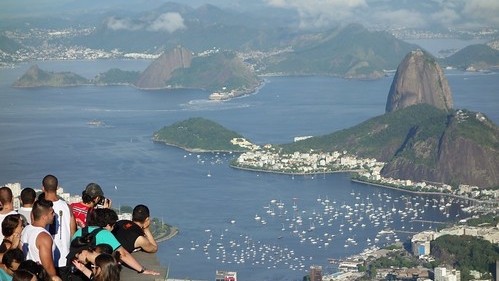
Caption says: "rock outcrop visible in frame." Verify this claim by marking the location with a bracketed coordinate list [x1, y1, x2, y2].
[134, 46, 192, 89]
[386, 49, 453, 113]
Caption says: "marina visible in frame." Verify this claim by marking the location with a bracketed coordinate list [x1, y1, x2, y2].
[167, 152, 474, 277]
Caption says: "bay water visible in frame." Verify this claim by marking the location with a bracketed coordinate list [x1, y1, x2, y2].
[0, 60, 497, 280]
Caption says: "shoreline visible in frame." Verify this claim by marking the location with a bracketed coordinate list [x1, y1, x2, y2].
[230, 164, 495, 206]
[229, 164, 361, 176]
[350, 179, 486, 203]
[155, 226, 179, 243]
[152, 139, 247, 153]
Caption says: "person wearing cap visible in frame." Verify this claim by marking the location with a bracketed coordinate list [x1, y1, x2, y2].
[70, 183, 111, 228]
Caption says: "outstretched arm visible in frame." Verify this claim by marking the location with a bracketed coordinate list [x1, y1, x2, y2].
[116, 246, 160, 275]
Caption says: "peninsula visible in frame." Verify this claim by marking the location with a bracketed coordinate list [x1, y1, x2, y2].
[153, 117, 253, 153]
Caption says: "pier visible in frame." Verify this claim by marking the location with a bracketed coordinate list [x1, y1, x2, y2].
[411, 219, 448, 225]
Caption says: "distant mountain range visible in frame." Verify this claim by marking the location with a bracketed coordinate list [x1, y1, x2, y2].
[2, 1, 499, 76]
[263, 24, 418, 79]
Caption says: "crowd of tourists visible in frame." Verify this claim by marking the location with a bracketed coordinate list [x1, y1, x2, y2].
[0, 174, 160, 281]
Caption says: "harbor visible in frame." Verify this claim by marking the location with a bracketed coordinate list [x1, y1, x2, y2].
[167, 165, 475, 277]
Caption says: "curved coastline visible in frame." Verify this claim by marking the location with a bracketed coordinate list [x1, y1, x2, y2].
[230, 164, 493, 205]
[155, 226, 179, 243]
[152, 139, 247, 154]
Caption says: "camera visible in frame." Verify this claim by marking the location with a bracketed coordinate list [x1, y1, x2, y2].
[98, 197, 110, 206]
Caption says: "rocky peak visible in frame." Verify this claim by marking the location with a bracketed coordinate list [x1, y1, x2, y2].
[134, 46, 193, 89]
[386, 49, 453, 113]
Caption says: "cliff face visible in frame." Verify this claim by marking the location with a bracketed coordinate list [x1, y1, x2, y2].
[381, 110, 499, 188]
[386, 49, 453, 113]
[134, 46, 192, 89]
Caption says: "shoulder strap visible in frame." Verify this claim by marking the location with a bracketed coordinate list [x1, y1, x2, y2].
[82, 226, 90, 236]
[89, 227, 103, 237]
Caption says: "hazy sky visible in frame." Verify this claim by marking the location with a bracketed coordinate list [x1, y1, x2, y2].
[263, 0, 499, 29]
[2, 0, 499, 29]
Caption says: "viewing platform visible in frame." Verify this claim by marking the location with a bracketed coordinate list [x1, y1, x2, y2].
[121, 251, 167, 281]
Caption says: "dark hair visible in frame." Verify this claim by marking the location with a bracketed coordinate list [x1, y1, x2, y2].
[2, 248, 24, 269]
[0, 187, 13, 205]
[42, 175, 58, 192]
[17, 260, 49, 281]
[2, 214, 22, 237]
[132, 204, 150, 223]
[94, 253, 120, 281]
[20, 188, 36, 205]
[13, 269, 36, 281]
[81, 191, 94, 204]
[87, 208, 118, 228]
[31, 198, 53, 221]
[94, 243, 113, 255]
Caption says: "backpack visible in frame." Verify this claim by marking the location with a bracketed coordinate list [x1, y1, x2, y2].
[63, 227, 104, 281]
[66, 227, 103, 265]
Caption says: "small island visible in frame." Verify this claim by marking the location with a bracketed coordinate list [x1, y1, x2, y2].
[153, 117, 254, 152]
[12, 65, 89, 88]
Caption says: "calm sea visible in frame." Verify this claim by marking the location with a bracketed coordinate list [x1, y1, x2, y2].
[0, 60, 497, 280]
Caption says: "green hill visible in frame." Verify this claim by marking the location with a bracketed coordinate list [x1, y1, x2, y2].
[263, 23, 418, 78]
[281, 104, 447, 159]
[12, 65, 89, 87]
[92, 68, 140, 85]
[167, 50, 261, 92]
[431, 235, 499, 280]
[280, 104, 499, 188]
[442, 44, 499, 71]
[153, 117, 250, 152]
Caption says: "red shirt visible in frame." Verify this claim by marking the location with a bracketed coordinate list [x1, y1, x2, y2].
[70, 202, 90, 228]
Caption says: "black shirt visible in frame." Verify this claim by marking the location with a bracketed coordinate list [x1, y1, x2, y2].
[112, 220, 144, 253]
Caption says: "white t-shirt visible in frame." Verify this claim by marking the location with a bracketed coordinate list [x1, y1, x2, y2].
[21, 224, 55, 263]
[46, 199, 72, 267]
[18, 207, 32, 225]
[0, 210, 19, 241]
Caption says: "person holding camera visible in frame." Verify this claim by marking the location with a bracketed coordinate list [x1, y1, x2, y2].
[70, 183, 112, 229]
